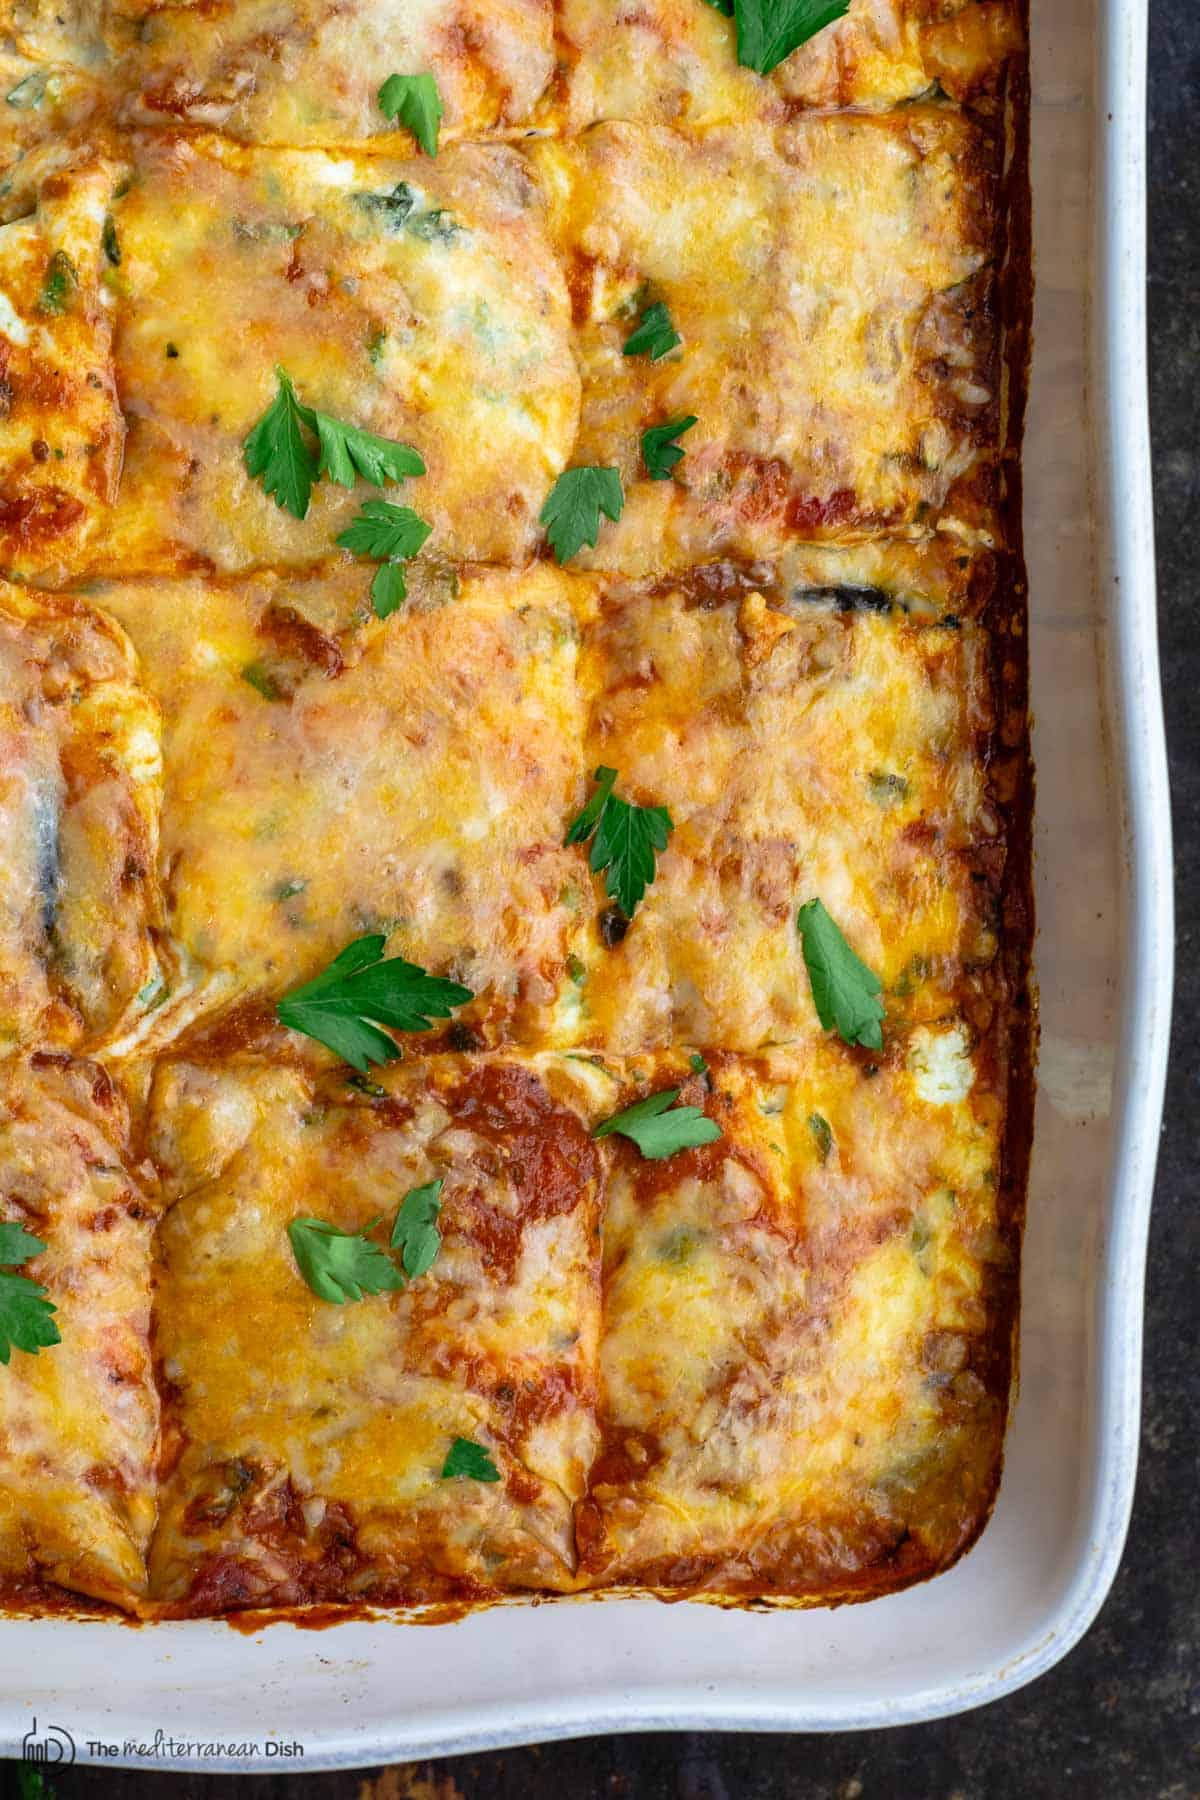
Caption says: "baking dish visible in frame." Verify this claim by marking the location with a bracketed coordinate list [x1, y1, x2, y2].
[0, 0, 1170, 1766]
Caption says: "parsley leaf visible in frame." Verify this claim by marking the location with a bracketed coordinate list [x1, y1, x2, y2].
[796, 898, 884, 1050]
[37, 249, 77, 316]
[442, 1437, 500, 1482]
[0, 1223, 59, 1365]
[288, 1216, 404, 1304]
[642, 414, 698, 480]
[311, 413, 425, 490]
[623, 299, 682, 361]
[370, 563, 410, 617]
[390, 1177, 444, 1280]
[565, 767, 672, 919]
[276, 934, 474, 1071]
[540, 467, 624, 564]
[378, 72, 444, 157]
[594, 1088, 722, 1160]
[335, 498, 432, 617]
[733, 0, 850, 76]
[808, 1112, 833, 1162]
[244, 366, 318, 519]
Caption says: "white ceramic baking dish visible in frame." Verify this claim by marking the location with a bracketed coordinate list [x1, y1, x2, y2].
[0, 0, 1170, 1769]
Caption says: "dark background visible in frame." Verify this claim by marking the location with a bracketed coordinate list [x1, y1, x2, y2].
[4, 4, 1197, 1796]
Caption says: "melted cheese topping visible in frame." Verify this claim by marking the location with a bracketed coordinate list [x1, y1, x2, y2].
[0, 1053, 158, 1609]
[583, 1043, 1006, 1592]
[0, 579, 164, 1053]
[94, 562, 590, 1042]
[545, 1, 1022, 131]
[574, 584, 998, 1051]
[0, 152, 122, 581]
[148, 1054, 603, 1610]
[530, 113, 998, 572]
[96, 131, 576, 573]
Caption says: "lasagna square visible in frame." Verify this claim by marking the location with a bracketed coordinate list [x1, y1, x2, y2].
[567, 559, 1003, 1053]
[0, 1053, 158, 1612]
[93, 132, 575, 574]
[0, 579, 164, 1055]
[530, 111, 1001, 574]
[544, 0, 1024, 131]
[578, 1044, 1013, 1597]
[93, 560, 590, 1052]
[147, 1053, 603, 1612]
[0, 150, 123, 581]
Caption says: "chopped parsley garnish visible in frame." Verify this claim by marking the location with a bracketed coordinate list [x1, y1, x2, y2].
[6, 70, 50, 108]
[243, 367, 424, 520]
[36, 249, 77, 316]
[623, 300, 682, 362]
[796, 898, 884, 1050]
[287, 1217, 405, 1304]
[378, 72, 444, 157]
[276, 935, 473, 1070]
[565, 766, 672, 920]
[241, 660, 283, 701]
[441, 1437, 500, 1482]
[808, 1112, 833, 1162]
[540, 467, 624, 564]
[102, 214, 121, 266]
[390, 1178, 444, 1281]
[689, 1052, 709, 1075]
[642, 415, 697, 481]
[594, 1088, 722, 1161]
[0, 1223, 59, 1365]
[732, 0, 850, 75]
[335, 499, 433, 617]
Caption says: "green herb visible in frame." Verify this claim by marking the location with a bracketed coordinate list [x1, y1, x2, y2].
[17, 1764, 52, 1800]
[243, 367, 318, 519]
[642, 415, 697, 480]
[594, 1087, 722, 1160]
[276, 934, 473, 1071]
[0, 1223, 59, 1365]
[310, 412, 425, 490]
[37, 249, 77, 316]
[796, 898, 884, 1050]
[243, 366, 424, 520]
[623, 300, 681, 361]
[335, 499, 432, 619]
[808, 1112, 833, 1162]
[378, 72, 444, 157]
[441, 1437, 500, 1482]
[689, 1052, 709, 1074]
[346, 1072, 387, 1097]
[137, 974, 170, 1010]
[565, 765, 672, 919]
[287, 1217, 404, 1304]
[241, 660, 282, 701]
[367, 327, 388, 364]
[733, 0, 850, 75]
[867, 770, 909, 806]
[102, 214, 121, 266]
[390, 1178, 444, 1280]
[566, 953, 587, 986]
[6, 70, 50, 108]
[540, 467, 624, 564]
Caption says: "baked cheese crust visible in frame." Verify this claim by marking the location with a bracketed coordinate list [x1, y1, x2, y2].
[0, 0, 1030, 1620]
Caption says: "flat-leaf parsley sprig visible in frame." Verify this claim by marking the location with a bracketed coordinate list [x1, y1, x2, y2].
[565, 766, 673, 920]
[540, 467, 624, 564]
[0, 1221, 60, 1365]
[276, 935, 473, 1070]
[244, 367, 425, 520]
[594, 1088, 722, 1161]
[796, 898, 884, 1050]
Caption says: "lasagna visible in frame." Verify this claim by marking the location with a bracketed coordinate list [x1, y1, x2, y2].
[0, 0, 1032, 1618]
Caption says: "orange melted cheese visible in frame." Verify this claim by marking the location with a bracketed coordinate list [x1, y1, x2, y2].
[0, 0, 1030, 1620]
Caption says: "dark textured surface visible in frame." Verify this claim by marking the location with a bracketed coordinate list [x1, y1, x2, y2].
[4, 7, 1197, 1798]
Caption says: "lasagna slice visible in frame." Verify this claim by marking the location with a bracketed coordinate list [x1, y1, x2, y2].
[530, 111, 1001, 573]
[96, 131, 575, 574]
[94, 561, 591, 1049]
[0, 149, 123, 581]
[0, 1052, 158, 1611]
[0, 579, 165, 1055]
[577, 1042, 1014, 1598]
[147, 1053, 603, 1613]
[543, 0, 1023, 131]
[567, 555, 1007, 1053]
[114, 0, 554, 147]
